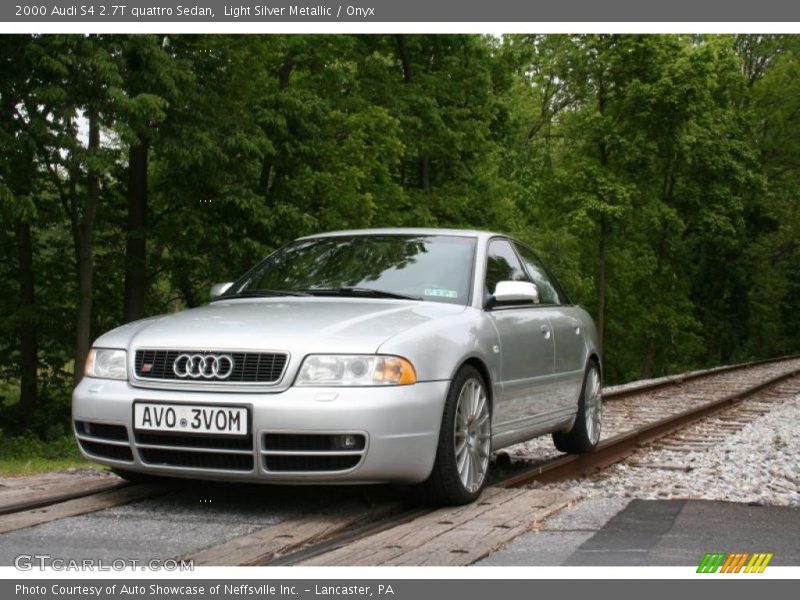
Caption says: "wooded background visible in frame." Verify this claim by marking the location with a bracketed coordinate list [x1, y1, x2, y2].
[2, 34, 799, 439]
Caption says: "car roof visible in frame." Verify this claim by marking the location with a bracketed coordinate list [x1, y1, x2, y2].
[297, 227, 505, 241]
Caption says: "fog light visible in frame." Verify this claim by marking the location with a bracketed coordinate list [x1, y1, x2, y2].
[333, 435, 359, 450]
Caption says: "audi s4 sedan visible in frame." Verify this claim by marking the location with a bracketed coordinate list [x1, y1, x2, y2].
[73, 228, 602, 504]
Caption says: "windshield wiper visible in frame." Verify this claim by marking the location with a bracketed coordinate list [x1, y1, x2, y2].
[302, 287, 422, 301]
[220, 289, 311, 298]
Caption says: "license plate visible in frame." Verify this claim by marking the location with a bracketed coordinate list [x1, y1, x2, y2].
[134, 403, 248, 436]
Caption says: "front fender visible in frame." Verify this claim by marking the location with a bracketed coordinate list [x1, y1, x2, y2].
[376, 308, 500, 387]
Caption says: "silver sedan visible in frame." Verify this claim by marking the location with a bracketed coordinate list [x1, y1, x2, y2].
[73, 229, 602, 504]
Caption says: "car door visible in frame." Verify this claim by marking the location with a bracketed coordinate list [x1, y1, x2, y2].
[513, 242, 585, 412]
[484, 239, 556, 439]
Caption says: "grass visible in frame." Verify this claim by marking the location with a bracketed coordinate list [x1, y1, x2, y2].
[0, 378, 102, 476]
[0, 434, 101, 477]
[0, 457, 104, 477]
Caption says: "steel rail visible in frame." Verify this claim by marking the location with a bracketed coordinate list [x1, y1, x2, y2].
[499, 366, 800, 487]
[0, 481, 130, 516]
[603, 353, 800, 400]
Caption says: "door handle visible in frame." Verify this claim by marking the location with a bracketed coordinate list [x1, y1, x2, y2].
[540, 324, 551, 339]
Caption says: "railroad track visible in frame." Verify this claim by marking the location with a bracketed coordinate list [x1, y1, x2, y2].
[263, 355, 800, 566]
[1, 354, 798, 565]
[0, 475, 127, 517]
[497, 359, 800, 487]
[618, 381, 800, 477]
[498, 353, 800, 469]
[0, 478, 176, 535]
[600, 353, 800, 400]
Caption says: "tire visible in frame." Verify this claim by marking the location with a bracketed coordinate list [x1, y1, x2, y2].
[552, 362, 602, 454]
[111, 468, 174, 485]
[415, 366, 492, 506]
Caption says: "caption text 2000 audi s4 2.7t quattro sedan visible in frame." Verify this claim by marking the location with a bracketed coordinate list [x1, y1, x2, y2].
[73, 228, 602, 505]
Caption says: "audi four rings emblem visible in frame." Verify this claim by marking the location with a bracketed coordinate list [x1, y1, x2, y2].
[173, 353, 235, 379]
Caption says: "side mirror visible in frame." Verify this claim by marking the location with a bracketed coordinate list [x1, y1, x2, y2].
[487, 280, 539, 308]
[210, 282, 233, 299]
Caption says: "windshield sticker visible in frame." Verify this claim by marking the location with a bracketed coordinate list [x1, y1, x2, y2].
[424, 288, 459, 299]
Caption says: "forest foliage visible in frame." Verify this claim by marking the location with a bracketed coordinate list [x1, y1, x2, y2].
[2, 34, 800, 438]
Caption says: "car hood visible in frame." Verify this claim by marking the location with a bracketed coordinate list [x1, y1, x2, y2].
[95, 297, 467, 355]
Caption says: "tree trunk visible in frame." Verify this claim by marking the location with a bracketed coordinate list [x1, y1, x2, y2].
[4, 92, 39, 409]
[596, 220, 606, 352]
[74, 109, 101, 383]
[595, 71, 608, 354]
[278, 53, 294, 89]
[418, 158, 430, 191]
[123, 143, 148, 323]
[259, 157, 273, 199]
[395, 35, 431, 191]
[258, 52, 293, 202]
[640, 340, 655, 380]
[395, 35, 413, 83]
[15, 222, 38, 410]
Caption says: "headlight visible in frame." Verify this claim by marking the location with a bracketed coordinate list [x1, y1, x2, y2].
[84, 348, 128, 380]
[295, 355, 416, 386]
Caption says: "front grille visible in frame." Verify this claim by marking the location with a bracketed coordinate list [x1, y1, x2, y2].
[78, 439, 134, 462]
[263, 433, 366, 452]
[135, 432, 253, 451]
[139, 448, 254, 471]
[134, 430, 255, 472]
[134, 350, 288, 383]
[263, 454, 361, 472]
[75, 421, 129, 442]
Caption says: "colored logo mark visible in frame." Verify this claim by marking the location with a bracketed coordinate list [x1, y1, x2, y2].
[697, 552, 773, 573]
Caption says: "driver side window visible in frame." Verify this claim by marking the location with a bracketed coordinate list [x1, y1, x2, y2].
[484, 239, 530, 296]
[513, 242, 561, 305]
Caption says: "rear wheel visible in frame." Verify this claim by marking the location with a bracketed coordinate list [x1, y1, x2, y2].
[416, 366, 491, 505]
[552, 362, 602, 454]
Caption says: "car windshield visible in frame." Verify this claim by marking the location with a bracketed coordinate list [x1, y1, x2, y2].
[224, 234, 476, 306]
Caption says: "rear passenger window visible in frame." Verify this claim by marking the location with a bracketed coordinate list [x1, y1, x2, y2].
[514, 243, 561, 305]
[485, 239, 530, 295]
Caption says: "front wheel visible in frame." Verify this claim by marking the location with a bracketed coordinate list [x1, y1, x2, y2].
[415, 366, 492, 505]
[552, 362, 602, 454]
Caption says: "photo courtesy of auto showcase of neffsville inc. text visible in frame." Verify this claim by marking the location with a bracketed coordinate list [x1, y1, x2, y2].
[0, 2, 799, 591]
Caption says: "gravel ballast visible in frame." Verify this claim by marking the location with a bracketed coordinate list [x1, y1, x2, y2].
[539, 392, 800, 507]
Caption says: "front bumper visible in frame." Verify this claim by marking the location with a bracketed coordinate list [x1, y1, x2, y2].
[71, 378, 449, 484]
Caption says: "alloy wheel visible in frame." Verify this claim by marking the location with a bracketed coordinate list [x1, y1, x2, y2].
[453, 377, 491, 493]
[584, 367, 603, 445]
